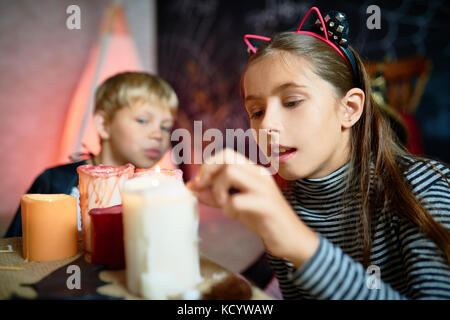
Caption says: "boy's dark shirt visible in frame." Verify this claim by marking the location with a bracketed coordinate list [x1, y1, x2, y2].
[5, 160, 87, 238]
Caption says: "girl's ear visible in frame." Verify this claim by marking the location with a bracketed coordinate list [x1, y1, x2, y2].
[94, 111, 110, 140]
[340, 88, 365, 129]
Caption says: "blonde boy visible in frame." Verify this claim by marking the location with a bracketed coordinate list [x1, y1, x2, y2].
[90, 71, 178, 168]
[5, 72, 178, 237]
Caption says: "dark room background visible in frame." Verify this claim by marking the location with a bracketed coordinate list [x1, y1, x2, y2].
[157, 0, 450, 166]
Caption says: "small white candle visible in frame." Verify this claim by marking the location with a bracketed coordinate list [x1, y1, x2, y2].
[121, 174, 202, 299]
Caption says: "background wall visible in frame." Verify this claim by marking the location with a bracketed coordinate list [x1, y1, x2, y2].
[0, 0, 155, 236]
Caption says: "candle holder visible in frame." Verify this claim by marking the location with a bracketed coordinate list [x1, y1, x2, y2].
[77, 163, 134, 263]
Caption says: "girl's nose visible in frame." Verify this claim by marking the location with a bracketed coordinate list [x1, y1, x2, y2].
[259, 103, 282, 133]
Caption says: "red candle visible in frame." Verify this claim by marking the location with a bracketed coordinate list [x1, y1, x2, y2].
[89, 204, 125, 269]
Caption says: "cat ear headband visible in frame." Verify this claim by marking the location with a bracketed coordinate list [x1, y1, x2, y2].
[243, 7, 360, 87]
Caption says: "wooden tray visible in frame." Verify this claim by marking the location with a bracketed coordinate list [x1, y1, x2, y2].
[0, 237, 271, 300]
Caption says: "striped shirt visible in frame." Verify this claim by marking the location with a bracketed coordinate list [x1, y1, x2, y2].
[268, 158, 450, 299]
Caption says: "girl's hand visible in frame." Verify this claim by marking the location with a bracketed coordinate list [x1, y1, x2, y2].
[188, 148, 319, 268]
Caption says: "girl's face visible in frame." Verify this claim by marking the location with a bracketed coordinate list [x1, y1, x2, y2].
[103, 102, 174, 168]
[243, 51, 350, 180]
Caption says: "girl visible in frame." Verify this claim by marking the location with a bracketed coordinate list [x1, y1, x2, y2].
[189, 8, 450, 299]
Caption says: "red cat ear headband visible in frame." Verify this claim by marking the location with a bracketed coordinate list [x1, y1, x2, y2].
[244, 7, 360, 87]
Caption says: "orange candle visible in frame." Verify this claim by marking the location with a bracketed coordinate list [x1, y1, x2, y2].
[21, 194, 78, 262]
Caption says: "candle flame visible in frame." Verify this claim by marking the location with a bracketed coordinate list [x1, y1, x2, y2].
[155, 165, 161, 173]
[151, 179, 159, 187]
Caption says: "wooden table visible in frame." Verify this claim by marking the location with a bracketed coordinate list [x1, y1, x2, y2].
[0, 237, 271, 300]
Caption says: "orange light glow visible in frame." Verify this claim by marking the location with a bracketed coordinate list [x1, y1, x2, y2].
[57, 3, 142, 164]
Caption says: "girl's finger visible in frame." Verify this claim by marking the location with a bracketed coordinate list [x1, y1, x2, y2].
[211, 164, 257, 217]
[211, 167, 233, 210]
[190, 149, 253, 190]
[223, 192, 265, 232]
[190, 162, 225, 190]
[195, 187, 220, 208]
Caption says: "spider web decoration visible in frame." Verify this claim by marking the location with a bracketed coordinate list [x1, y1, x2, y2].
[157, 0, 450, 163]
[158, 0, 249, 136]
[242, 0, 449, 61]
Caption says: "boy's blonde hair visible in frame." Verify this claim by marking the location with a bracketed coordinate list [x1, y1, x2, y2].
[94, 72, 178, 121]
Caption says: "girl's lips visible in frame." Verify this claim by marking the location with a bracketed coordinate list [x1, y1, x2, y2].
[278, 149, 297, 162]
[270, 145, 297, 163]
[145, 149, 161, 158]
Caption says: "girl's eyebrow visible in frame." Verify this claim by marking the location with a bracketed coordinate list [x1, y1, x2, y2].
[245, 82, 308, 101]
[273, 82, 308, 94]
[245, 95, 260, 102]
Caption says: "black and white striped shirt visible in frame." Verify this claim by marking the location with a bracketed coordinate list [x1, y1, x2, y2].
[268, 158, 450, 299]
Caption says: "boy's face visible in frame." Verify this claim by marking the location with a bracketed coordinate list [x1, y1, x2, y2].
[100, 102, 174, 168]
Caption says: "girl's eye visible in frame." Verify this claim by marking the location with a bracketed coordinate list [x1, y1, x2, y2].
[284, 100, 302, 108]
[161, 125, 172, 132]
[250, 110, 264, 119]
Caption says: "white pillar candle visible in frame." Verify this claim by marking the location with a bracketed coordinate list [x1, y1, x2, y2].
[121, 174, 202, 299]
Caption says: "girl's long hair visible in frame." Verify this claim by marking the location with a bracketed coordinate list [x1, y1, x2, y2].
[243, 32, 450, 267]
